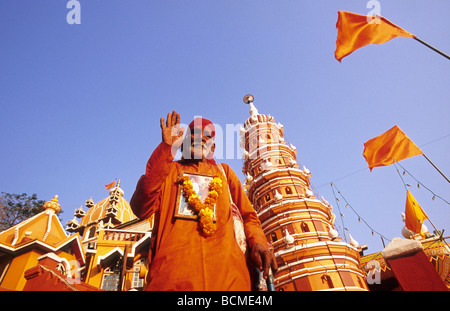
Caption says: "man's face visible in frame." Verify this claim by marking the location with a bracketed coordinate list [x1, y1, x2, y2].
[183, 125, 215, 161]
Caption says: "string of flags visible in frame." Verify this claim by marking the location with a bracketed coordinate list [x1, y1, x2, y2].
[330, 182, 390, 243]
[329, 183, 348, 243]
[394, 162, 450, 206]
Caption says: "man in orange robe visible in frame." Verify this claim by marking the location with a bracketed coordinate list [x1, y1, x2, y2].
[130, 111, 277, 291]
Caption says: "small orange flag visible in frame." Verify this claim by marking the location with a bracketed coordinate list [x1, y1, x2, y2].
[335, 11, 415, 62]
[105, 180, 116, 190]
[363, 125, 423, 171]
[405, 190, 428, 236]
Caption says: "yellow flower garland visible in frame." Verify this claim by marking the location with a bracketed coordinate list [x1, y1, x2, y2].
[180, 175, 223, 236]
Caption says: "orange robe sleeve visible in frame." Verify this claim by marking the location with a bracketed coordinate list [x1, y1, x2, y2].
[220, 163, 269, 249]
[130, 142, 175, 219]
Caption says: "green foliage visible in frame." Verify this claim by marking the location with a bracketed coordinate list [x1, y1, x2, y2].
[0, 193, 54, 231]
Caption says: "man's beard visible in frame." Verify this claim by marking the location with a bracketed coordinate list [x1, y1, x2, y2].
[191, 142, 206, 159]
[182, 140, 213, 160]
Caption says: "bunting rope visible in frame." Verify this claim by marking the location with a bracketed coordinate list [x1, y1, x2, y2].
[330, 182, 391, 243]
[393, 162, 410, 192]
[329, 183, 347, 243]
[392, 162, 450, 249]
[315, 133, 450, 190]
[393, 162, 450, 206]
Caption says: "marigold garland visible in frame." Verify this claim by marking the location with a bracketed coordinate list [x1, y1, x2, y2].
[179, 174, 223, 236]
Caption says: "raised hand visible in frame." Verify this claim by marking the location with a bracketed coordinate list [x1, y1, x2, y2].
[160, 111, 184, 150]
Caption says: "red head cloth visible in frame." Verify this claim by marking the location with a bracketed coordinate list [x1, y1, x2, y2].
[184, 117, 216, 164]
[188, 117, 216, 138]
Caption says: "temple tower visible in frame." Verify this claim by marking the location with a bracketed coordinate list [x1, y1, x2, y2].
[240, 95, 368, 291]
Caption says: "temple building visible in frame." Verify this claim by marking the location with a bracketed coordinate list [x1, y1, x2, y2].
[64, 180, 153, 291]
[0, 195, 87, 290]
[0, 182, 153, 291]
[240, 95, 368, 291]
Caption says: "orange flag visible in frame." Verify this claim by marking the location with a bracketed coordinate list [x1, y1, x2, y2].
[405, 190, 428, 236]
[105, 180, 116, 190]
[363, 125, 423, 171]
[335, 11, 415, 62]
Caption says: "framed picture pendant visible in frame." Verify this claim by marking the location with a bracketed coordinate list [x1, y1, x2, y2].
[174, 171, 217, 221]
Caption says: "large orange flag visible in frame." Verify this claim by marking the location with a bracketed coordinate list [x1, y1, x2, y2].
[363, 125, 423, 171]
[335, 11, 415, 62]
[405, 190, 428, 236]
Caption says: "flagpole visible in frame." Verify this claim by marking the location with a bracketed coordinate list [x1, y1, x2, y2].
[413, 37, 450, 61]
[427, 220, 450, 249]
[422, 154, 450, 183]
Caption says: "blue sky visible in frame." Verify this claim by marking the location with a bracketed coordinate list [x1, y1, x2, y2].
[1, 1, 449, 254]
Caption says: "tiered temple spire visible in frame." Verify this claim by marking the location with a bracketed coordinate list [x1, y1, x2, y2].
[240, 95, 368, 291]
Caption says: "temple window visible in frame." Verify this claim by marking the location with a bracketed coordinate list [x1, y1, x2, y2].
[301, 222, 310, 233]
[85, 226, 96, 240]
[271, 232, 278, 243]
[322, 275, 334, 288]
[101, 261, 121, 291]
[259, 198, 266, 206]
[131, 259, 145, 290]
[285, 187, 293, 195]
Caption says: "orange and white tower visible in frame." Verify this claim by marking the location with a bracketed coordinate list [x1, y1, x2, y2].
[240, 95, 368, 291]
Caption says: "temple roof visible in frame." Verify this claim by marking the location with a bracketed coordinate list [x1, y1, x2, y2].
[0, 196, 85, 264]
[77, 181, 137, 228]
[0, 195, 67, 248]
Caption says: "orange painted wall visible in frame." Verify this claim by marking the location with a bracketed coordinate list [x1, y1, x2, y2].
[0, 250, 42, 290]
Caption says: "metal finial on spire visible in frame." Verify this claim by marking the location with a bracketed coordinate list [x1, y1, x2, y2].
[243, 94, 254, 104]
[243, 94, 258, 117]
